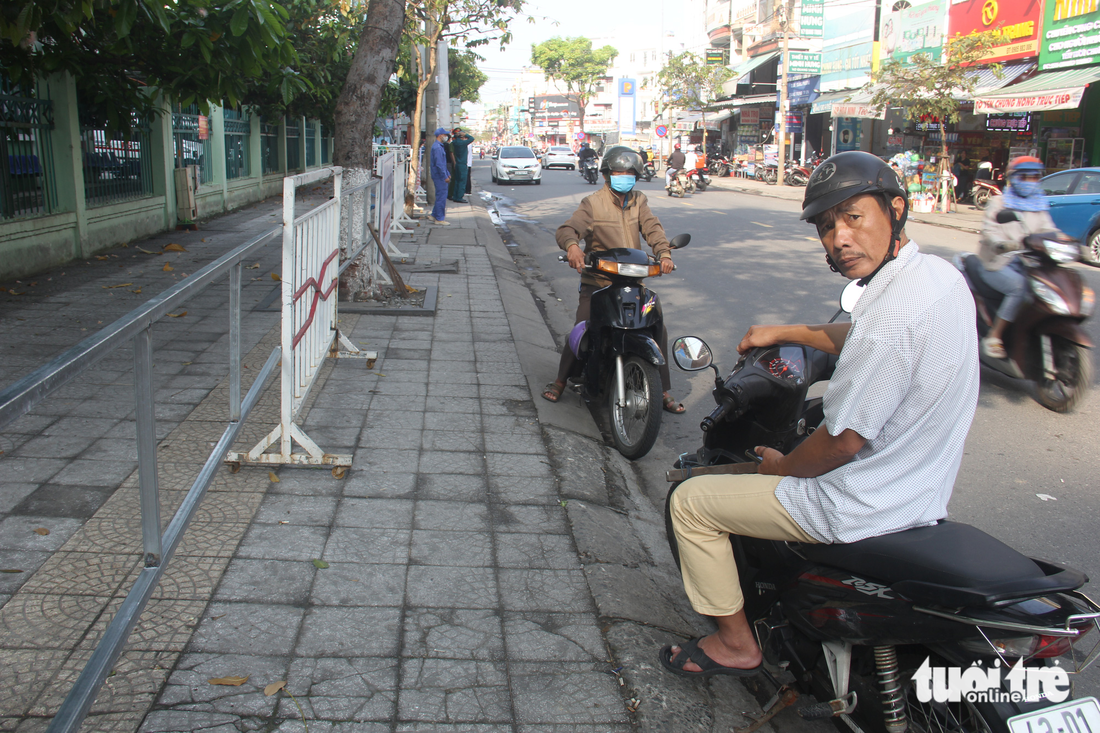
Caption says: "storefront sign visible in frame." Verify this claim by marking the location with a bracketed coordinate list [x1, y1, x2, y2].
[706, 48, 728, 66]
[879, 0, 946, 64]
[832, 103, 886, 119]
[198, 116, 209, 140]
[1039, 3, 1100, 70]
[975, 89, 1085, 113]
[985, 112, 1032, 132]
[821, 0, 875, 92]
[741, 108, 761, 125]
[787, 51, 822, 74]
[782, 76, 821, 106]
[533, 95, 581, 121]
[800, 0, 824, 38]
[948, 0, 1042, 63]
[835, 118, 861, 151]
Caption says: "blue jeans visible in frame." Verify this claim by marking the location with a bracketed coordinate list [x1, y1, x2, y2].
[981, 258, 1028, 323]
[431, 175, 447, 221]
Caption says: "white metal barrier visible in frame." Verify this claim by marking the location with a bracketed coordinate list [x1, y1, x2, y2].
[226, 167, 374, 472]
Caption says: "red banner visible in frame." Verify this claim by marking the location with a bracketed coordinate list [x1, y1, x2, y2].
[948, 0, 1043, 63]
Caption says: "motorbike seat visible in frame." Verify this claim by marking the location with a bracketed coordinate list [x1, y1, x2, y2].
[800, 521, 1086, 608]
[962, 255, 1007, 304]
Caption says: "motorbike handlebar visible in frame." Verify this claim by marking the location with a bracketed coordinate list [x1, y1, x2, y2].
[701, 396, 738, 432]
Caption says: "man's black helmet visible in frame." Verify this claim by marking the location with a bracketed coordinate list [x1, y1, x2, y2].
[801, 151, 908, 228]
[600, 146, 645, 177]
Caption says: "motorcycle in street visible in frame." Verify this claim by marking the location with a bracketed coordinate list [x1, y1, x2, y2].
[709, 155, 733, 177]
[690, 167, 711, 190]
[971, 179, 1003, 210]
[557, 234, 690, 458]
[642, 161, 657, 182]
[955, 210, 1094, 412]
[664, 280, 1100, 733]
[581, 157, 599, 185]
[667, 169, 693, 197]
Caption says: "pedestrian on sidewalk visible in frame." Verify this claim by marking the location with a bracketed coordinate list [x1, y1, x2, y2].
[430, 128, 451, 225]
[450, 128, 472, 204]
[543, 146, 686, 414]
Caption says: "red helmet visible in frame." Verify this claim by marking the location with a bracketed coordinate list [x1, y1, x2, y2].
[674, 143, 681, 150]
[1007, 156, 1044, 177]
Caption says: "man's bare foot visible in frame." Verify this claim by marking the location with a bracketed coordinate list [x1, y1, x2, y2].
[668, 632, 762, 673]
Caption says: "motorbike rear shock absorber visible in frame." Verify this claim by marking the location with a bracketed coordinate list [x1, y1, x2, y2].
[874, 646, 908, 733]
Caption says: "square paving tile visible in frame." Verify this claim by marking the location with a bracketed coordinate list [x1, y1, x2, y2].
[154, 652, 289, 717]
[398, 658, 510, 723]
[310, 562, 406, 607]
[402, 608, 503, 661]
[0, 593, 109, 649]
[10, 485, 113, 519]
[0, 516, 84, 552]
[490, 505, 567, 535]
[410, 530, 493, 568]
[214, 558, 315, 605]
[49, 458, 138, 487]
[510, 663, 629, 725]
[334, 498, 415, 529]
[498, 569, 593, 613]
[414, 501, 488, 533]
[235, 523, 328, 561]
[19, 551, 138, 596]
[253, 495, 338, 526]
[340, 469, 418, 498]
[417, 474, 488, 502]
[295, 605, 402, 657]
[188, 602, 303, 656]
[279, 656, 398, 722]
[0, 648, 72, 718]
[0, 483, 38, 514]
[323, 528, 410, 565]
[503, 613, 606, 662]
[494, 534, 579, 571]
[405, 566, 498, 609]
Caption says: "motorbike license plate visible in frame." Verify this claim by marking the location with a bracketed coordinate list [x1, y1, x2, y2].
[1008, 697, 1100, 733]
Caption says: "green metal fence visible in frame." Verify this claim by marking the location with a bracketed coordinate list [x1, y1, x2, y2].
[223, 107, 250, 180]
[321, 125, 331, 165]
[172, 105, 213, 185]
[260, 122, 280, 175]
[0, 77, 57, 220]
[305, 121, 317, 168]
[80, 116, 153, 208]
[285, 118, 301, 172]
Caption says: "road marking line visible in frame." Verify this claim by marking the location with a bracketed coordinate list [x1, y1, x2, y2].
[751, 221, 773, 227]
[806, 237, 819, 241]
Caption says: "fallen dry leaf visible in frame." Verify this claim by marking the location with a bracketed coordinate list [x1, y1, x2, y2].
[137, 247, 158, 255]
[163, 243, 187, 253]
[162, 263, 174, 272]
[167, 311, 188, 318]
[271, 273, 281, 281]
[264, 680, 287, 696]
[312, 559, 329, 569]
[210, 613, 226, 621]
[131, 288, 142, 294]
[208, 676, 249, 687]
[8, 290, 24, 295]
[102, 283, 133, 289]
[246, 263, 260, 269]
[0, 569, 23, 573]
[268, 472, 280, 483]
[94, 255, 109, 261]
[34, 528, 50, 536]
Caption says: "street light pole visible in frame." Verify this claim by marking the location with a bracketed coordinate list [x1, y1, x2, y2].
[777, 0, 792, 182]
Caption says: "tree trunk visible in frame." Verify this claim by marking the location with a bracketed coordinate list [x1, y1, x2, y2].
[576, 94, 586, 138]
[407, 39, 438, 195]
[333, 0, 407, 299]
[940, 138, 950, 214]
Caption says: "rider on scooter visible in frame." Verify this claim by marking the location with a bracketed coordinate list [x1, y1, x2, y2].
[578, 142, 598, 176]
[660, 150, 979, 678]
[542, 146, 686, 414]
[665, 144, 686, 189]
[975, 156, 1063, 359]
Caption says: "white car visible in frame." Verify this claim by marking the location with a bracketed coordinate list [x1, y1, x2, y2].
[543, 145, 578, 170]
[491, 146, 542, 185]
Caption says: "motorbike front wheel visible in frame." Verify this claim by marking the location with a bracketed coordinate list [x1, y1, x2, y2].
[609, 355, 662, 460]
[973, 188, 992, 210]
[1035, 338, 1091, 412]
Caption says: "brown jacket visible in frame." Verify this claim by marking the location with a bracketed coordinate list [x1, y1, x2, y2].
[555, 187, 672, 286]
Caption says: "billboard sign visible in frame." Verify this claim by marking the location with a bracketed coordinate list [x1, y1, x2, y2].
[947, 0, 1042, 63]
[820, 0, 875, 92]
[533, 95, 581, 121]
[879, 0, 946, 64]
[1039, 2, 1100, 70]
[787, 51, 822, 74]
[800, 0, 824, 37]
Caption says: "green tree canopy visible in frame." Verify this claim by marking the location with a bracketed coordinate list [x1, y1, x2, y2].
[656, 50, 731, 118]
[530, 36, 616, 130]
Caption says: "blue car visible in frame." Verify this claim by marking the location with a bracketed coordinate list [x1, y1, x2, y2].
[1041, 167, 1100, 265]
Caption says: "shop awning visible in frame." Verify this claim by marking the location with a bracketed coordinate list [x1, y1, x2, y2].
[974, 66, 1100, 113]
[810, 89, 884, 119]
[721, 52, 781, 96]
[962, 61, 1036, 99]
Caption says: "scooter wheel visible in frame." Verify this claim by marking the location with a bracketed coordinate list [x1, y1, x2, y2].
[973, 189, 991, 210]
[608, 355, 662, 460]
[1035, 338, 1091, 412]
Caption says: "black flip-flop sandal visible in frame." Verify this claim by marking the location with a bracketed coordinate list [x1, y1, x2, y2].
[659, 637, 763, 678]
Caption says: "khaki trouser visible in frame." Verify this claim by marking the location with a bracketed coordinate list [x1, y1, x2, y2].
[669, 474, 819, 616]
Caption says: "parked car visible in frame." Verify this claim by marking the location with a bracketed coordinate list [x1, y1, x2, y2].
[543, 145, 578, 170]
[491, 146, 542, 185]
[1042, 167, 1100, 264]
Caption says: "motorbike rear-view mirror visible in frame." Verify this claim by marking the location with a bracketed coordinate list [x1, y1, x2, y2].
[672, 336, 713, 371]
[996, 209, 1019, 224]
[839, 280, 866, 314]
[669, 233, 691, 250]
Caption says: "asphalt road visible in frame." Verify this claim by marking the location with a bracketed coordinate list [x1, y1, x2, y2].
[470, 157, 1100, 698]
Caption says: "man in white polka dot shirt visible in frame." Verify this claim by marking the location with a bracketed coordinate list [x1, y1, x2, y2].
[661, 151, 979, 679]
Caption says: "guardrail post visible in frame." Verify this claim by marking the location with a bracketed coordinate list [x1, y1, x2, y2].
[133, 327, 161, 567]
[229, 262, 242, 422]
[280, 174, 295, 460]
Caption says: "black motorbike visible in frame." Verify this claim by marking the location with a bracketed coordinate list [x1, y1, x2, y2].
[642, 161, 657, 182]
[581, 157, 599, 184]
[664, 281, 1100, 733]
[558, 234, 690, 459]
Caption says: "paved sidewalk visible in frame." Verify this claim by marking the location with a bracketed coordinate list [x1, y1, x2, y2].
[0, 193, 632, 732]
[708, 173, 985, 233]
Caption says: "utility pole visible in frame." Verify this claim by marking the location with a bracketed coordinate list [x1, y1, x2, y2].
[777, 0, 793, 183]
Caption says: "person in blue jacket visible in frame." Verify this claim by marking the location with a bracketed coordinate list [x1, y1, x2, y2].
[430, 127, 451, 225]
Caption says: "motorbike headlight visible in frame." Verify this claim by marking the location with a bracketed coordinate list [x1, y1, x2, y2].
[1081, 286, 1095, 317]
[1031, 279, 1072, 315]
[596, 260, 660, 277]
[1044, 239, 1080, 263]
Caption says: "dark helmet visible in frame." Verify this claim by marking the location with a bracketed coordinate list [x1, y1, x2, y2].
[695, 145, 703, 153]
[801, 151, 908, 228]
[600, 146, 645, 177]
[1007, 155, 1044, 178]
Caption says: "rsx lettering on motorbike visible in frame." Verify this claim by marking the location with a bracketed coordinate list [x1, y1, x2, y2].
[842, 577, 893, 599]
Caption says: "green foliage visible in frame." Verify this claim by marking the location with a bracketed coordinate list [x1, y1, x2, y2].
[656, 50, 731, 113]
[450, 48, 487, 103]
[530, 36, 617, 117]
[1, 0, 307, 128]
[866, 31, 1001, 158]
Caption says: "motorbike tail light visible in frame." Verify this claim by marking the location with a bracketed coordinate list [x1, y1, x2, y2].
[961, 625, 1091, 660]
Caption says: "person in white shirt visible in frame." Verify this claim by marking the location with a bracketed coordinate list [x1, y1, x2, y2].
[660, 151, 979, 678]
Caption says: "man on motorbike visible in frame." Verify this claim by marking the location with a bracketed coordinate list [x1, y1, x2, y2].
[975, 156, 1061, 359]
[661, 150, 979, 677]
[543, 146, 686, 414]
[665, 144, 686, 189]
[578, 142, 598, 176]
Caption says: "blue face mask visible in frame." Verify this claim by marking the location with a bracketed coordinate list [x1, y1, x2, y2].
[1011, 180, 1043, 198]
[609, 175, 636, 193]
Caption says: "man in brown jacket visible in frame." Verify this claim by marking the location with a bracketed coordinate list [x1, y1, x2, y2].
[542, 146, 685, 414]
